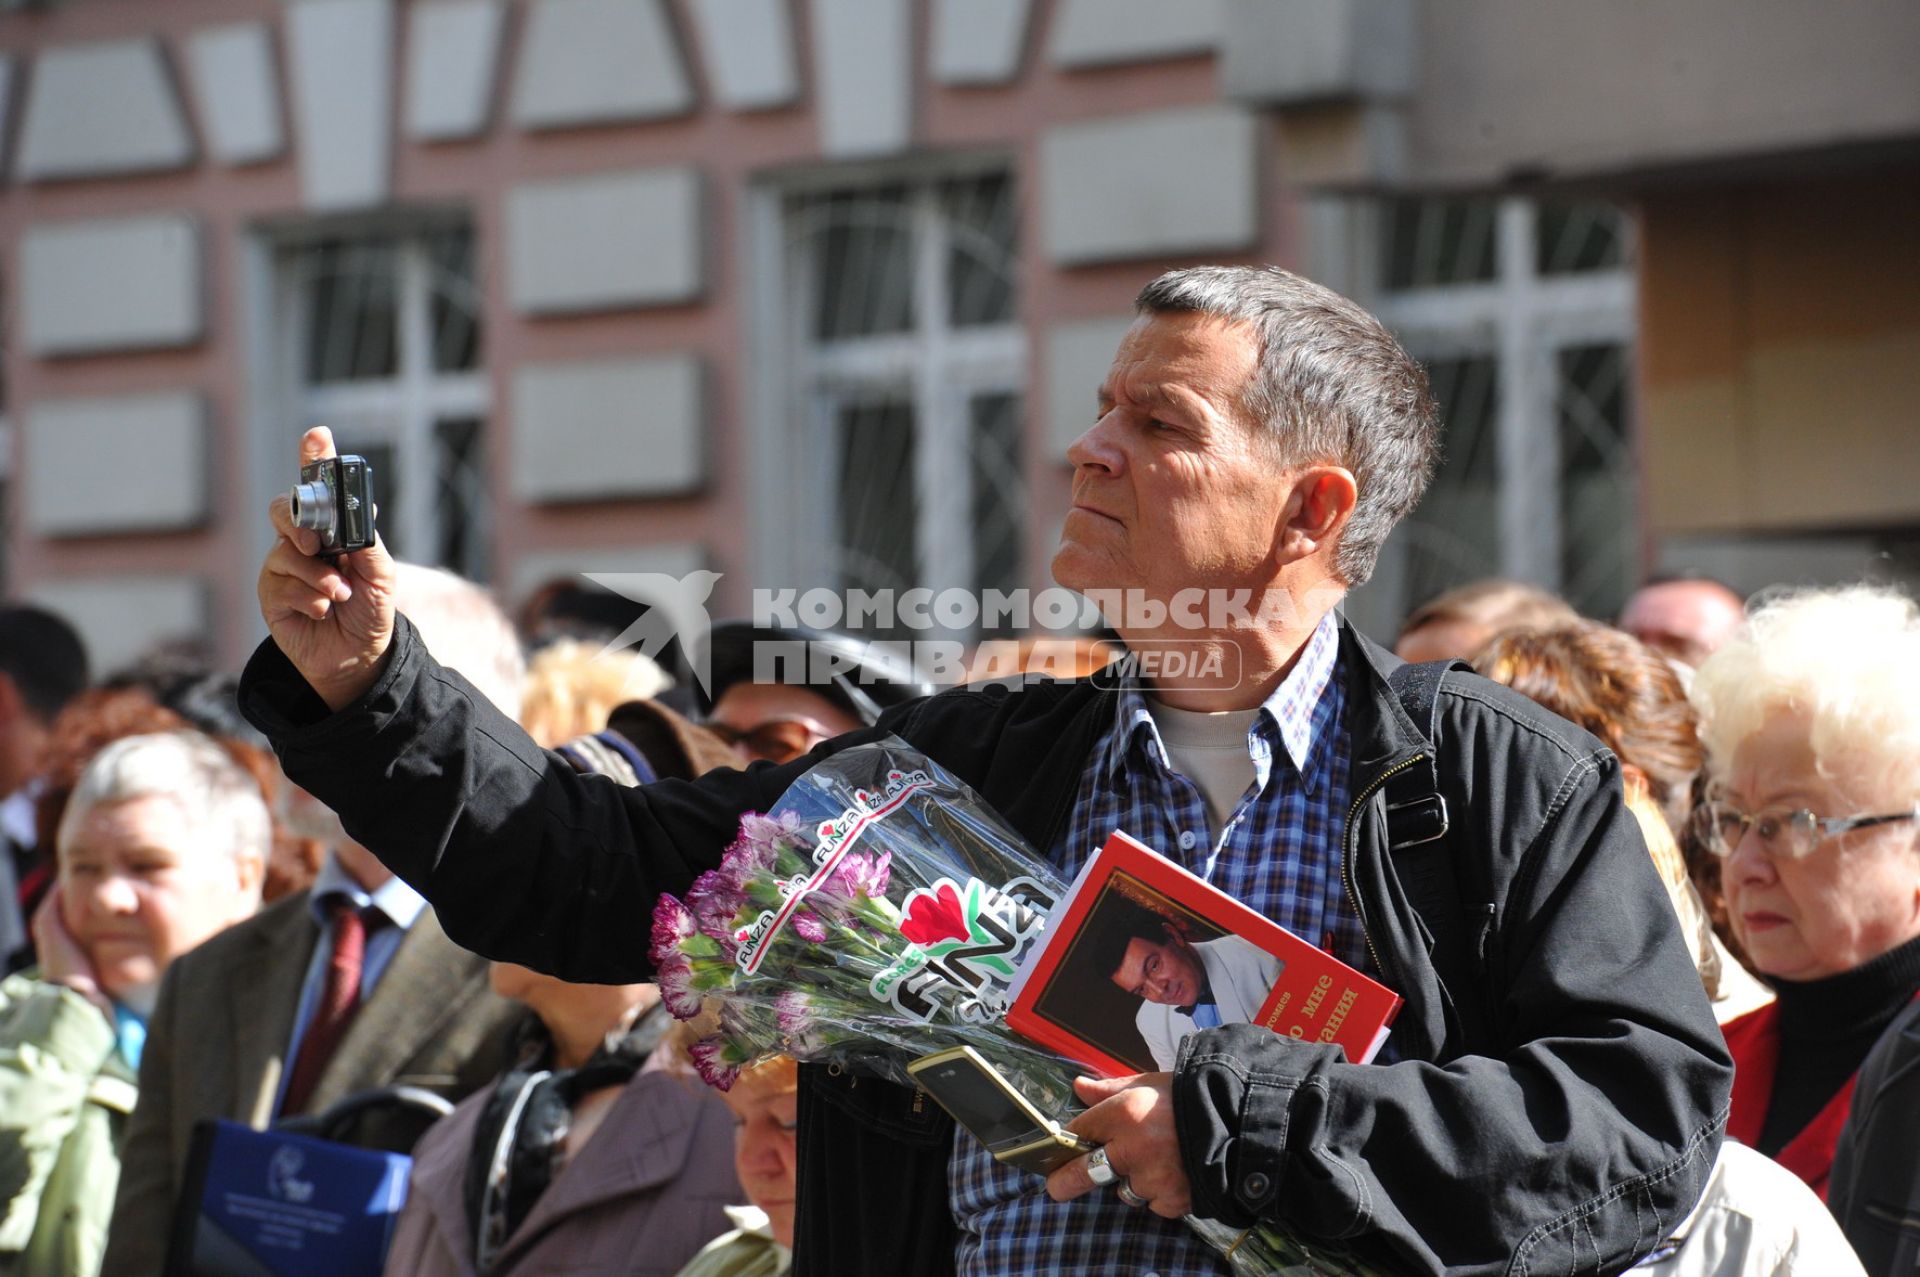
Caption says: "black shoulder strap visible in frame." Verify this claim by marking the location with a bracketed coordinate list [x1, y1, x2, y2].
[1383, 660, 1479, 994]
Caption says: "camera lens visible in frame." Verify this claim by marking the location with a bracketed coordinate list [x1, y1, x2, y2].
[290, 480, 337, 541]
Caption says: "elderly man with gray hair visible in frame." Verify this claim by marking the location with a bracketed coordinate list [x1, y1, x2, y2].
[100, 564, 527, 1277]
[242, 266, 1729, 1275]
[2, 731, 267, 1276]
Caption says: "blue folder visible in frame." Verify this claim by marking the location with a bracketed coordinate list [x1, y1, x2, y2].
[165, 1119, 411, 1277]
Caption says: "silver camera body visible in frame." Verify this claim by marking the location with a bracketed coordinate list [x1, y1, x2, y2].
[290, 455, 376, 554]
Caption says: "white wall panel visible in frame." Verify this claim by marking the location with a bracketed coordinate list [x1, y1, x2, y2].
[16, 38, 194, 180]
[506, 168, 704, 313]
[931, 0, 1030, 85]
[186, 23, 285, 165]
[406, 0, 507, 140]
[20, 215, 204, 356]
[25, 392, 208, 537]
[286, 0, 395, 210]
[512, 356, 705, 501]
[1048, 0, 1219, 69]
[685, 0, 799, 111]
[513, 0, 694, 129]
[1041, 107, 1259, 265]
[1219, 0, 1415, 104]
[811, 0, 912, 156]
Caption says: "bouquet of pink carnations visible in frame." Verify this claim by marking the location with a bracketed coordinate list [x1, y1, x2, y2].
[650, 737, 1377, 1277]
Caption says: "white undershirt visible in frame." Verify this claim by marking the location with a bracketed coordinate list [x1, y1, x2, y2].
[1143, 701, 1260, 833]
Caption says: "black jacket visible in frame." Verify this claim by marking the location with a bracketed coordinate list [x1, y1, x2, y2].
[240, 615, 1730, 1276]
[1829, 996, 1920, 1277]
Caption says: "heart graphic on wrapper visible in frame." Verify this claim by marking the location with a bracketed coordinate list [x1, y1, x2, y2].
[899, 881, 971, 947]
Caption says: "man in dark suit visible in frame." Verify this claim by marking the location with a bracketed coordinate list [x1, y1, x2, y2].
[101, 565, 526, 1277]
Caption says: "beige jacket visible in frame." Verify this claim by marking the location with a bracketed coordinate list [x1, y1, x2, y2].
[1635, 1142, 1866, 1276]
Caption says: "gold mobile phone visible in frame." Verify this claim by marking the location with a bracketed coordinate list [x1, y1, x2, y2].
[907, 1045, 1096, 1176]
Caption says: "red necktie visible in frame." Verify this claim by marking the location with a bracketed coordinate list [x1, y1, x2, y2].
[281, 897, 372, 1116]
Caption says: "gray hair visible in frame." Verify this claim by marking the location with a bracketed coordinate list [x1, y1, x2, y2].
[393, 562, 527, 720]
[1134, 266, 1438, 584]
[58, 731, 271, 874]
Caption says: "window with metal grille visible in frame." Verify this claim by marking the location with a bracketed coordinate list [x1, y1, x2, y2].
[763, 167, 1026, 639]
[1348, 198, 1639, 630]
[272, 222, 490, 582]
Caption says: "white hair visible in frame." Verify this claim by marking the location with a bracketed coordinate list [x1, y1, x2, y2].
[58, 731, 272, 874]
[1690, 584, 1920, 807]
[393, 562, 527, 720]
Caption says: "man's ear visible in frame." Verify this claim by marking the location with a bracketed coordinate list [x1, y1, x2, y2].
[232, 852, 267, 913]
[1277, 467, 1359, 563]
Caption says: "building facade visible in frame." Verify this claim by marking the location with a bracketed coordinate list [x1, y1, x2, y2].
[1, 0, 1914, 671]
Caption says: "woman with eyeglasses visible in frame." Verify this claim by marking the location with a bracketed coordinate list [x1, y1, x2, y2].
[1689, 585, 1920, 1199]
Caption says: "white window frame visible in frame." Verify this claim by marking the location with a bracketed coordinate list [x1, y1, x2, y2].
[745, 155, 1026, 619]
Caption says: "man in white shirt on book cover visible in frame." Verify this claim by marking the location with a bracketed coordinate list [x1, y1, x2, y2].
[1098, 906, 1282, 1070]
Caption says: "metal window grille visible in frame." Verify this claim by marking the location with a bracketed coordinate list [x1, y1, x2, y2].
[776, 168, 1026, 638]
[274, 223, 490, 582]
[1354, 198, 1639, 626]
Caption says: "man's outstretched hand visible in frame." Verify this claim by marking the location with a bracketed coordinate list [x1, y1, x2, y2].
[258, 426, 398, 711]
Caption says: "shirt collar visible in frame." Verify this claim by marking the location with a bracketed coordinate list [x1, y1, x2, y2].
[1101, 612, 1342, 793]
[0, 781, 43, 847]
[308, 851, 428, 932]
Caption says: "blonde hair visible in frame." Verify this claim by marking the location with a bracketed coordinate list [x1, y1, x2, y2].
[518, 638, 671, 748]
[1690, 585, 1920, 807]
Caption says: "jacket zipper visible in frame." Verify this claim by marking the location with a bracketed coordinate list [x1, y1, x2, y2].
[1342, 752, 1426, 983]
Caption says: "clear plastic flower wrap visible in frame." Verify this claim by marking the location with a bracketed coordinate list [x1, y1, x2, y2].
[651, 736, 1379, 1276]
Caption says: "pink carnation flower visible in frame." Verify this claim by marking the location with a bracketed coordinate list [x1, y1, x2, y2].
[688, 1037, 742, 1091]
[686, 869, 745, 943]
[655, 953, 705, 1019]
[650, 895, 696, 967]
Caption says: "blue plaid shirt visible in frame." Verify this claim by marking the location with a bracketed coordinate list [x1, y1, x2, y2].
[951, 615, 1362, 1276]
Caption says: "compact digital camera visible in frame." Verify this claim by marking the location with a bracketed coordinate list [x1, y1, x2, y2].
[289, 455, 376, 555]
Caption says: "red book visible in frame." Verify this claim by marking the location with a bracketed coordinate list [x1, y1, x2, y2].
[1006, 830, 1402, 1077]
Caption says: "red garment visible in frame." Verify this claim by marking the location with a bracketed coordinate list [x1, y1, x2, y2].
[1721, 1001, 1856, 1200]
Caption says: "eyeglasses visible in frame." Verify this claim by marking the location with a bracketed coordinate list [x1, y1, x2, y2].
[706, 716, 833, 765]
[1696, 800, 1918, 861]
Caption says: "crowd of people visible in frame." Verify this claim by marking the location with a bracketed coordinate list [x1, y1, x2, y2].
[0, 262, 1915, 1276]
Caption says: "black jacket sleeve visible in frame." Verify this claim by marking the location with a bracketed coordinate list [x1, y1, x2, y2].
[1173, 746, 1731, 1276]
[241, 616, 880, 983]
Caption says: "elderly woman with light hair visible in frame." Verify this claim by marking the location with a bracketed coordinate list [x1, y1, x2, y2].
[0, 731, 267, 1276]
[1691, 585, 1920, 1199]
